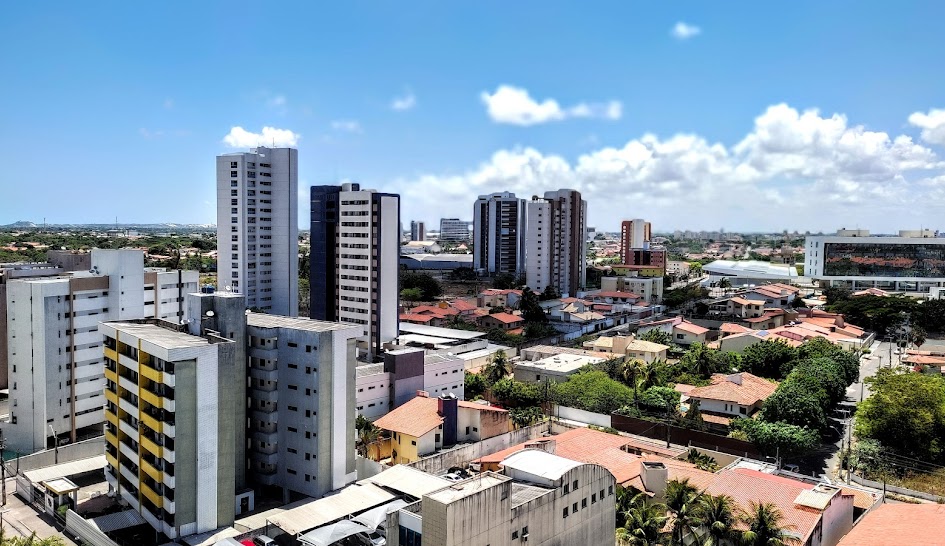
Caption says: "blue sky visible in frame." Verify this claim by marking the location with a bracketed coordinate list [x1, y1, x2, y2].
[2, 1, 945, 232]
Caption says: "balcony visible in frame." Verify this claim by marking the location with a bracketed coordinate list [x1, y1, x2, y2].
[250, 429, 278, 447]
[140, 482, 163, 509]
[163, 471, 175, 490]
[104, 366, 118, 384]
[251, 409, 278, 424]
[248, 367, 277, 383]
[249, 450, 278, 465]
[105, 430, 118, 448]
[139, 363, 162, 384]
[118, 375, 137, 395]
[119, 464, 139, 488]
[140, 435, 162, 458]
[118, 440, 137, 462]
[105, 451, 119, 470]
[140, 458, 162, 483]
[140, 411, 161, 434]
[104, 347, 118, 363]
[120, 487, 139, 512]
[104, 408, 118, 425]
[249, 388, 278, 404]
[118, 397, 138, 419]
[105, 389, 118, 406]
[139, 388, 162, 409]
[118, 353, 139, 373]
[162, 444, 175, 465]
[118, 417, 137, 438]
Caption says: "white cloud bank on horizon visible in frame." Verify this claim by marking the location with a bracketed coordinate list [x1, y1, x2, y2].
[387, 103, 945, 232]
[671, 22, 702, 40]
[481, 85, 622, 126]
[909, 108, 945, 147]
[223, 126, 299, 147]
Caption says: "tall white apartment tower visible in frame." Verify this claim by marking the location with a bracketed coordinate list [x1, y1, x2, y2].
[217, 147, 299, 317]
[473, 192, 526, 276]
[525, 189, 587, 297]
[3, 250, 198, 454]
[310, 183, 400, 361]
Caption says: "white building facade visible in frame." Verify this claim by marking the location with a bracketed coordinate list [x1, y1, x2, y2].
[217, 147, 299, 316]
[805, 234, 945, 292]
[525, 189, 587, 297]
[3, 250, 197, 454]
[473, 192, 526, 276]
[438, 218, 471, 243]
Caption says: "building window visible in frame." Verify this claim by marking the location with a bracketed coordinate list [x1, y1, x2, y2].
[582, 498, 587, 508]
[562, 508, 568, 519]
[592, 493, 597, 504]
[564, 483, 570, 494]
[512, 531, 518, 539]
[572, 502, 578, 513]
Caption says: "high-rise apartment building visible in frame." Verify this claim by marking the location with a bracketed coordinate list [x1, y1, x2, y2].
[473, 192, 526, 276]
[619, 219, 651, 263]
[216, 147, 298, 317]
[101, 320, 241, 538]
[438, 218, 471, 243]
[310, 183, 399, 361]
[3, 250, 197, 454]
[524, 189, 587, 297]
[410, 221, 426, 242]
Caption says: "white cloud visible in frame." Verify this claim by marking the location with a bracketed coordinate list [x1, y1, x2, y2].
[331, 120, 363, 133]
[671, 22, 701, 40]
[909, 108, 945, 146]
[480, 85, 623, 126]
[391, 90, 417, 111]
[387, 104, 943, 232]
[222, 126, 300, 147]
[163, 98, 174, 110]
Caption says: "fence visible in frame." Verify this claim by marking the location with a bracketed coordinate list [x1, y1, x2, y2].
[65, 510, 121, 546]
[408, 421, 557, 475]
[610, 413, 760, 458]
[6, 436, 106, 475]
[849, 472, 944, 503]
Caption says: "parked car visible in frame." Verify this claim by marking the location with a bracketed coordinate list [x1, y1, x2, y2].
[783, 464, 800, 473]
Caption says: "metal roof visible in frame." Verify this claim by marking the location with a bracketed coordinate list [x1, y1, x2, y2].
[399, 323, 486, 340]
[510, 483, 552, 507]
[89, 509, 147, 533]
[23, 455, 106, 484]
[501, 450, 582, 480]
[268, 482, 395, 536]
[351, 499, 409, 530]
[299, 521, 371, 546]
[366, 465, 452, 499]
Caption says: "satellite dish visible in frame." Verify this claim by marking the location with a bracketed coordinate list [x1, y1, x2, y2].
[225, 286, 232, 292]
[206, 310, 215, 317]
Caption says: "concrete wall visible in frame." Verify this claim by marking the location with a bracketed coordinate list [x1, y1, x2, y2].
[5, 437, 106, 474]
[554, 405, 612, 428]
[65, 510, 120, 546]
[407, 421, 554, 475]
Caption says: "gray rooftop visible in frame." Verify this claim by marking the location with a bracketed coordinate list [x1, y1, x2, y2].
[511, 482, 552, 507]
[105, 322, 211, 350]
[356, 363, 385, 378]
[247, 313, 362, 333]
[425, 473, 509, 504]
[399, 323, 486, 340]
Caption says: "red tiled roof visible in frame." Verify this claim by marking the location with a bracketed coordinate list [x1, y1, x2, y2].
[675, 321, 709, 335]
[484, 312, 523, 325]
[374, 396, 507, 438]
[592, 291, 642, 300]
[400, 313, 436, 323]
[686, 373, 778, 406]
[449, 300, 477, 312]
[838, 504, 945, 545]
[721, 323, 753, 334]
[411, 305, 459, 317]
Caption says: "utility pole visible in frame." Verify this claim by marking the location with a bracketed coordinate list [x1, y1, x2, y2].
[0, 428, 5, 506]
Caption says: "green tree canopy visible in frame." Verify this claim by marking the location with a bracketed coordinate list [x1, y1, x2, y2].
[553, 370, 635, 414]
[741, 339, 799, 379]
[399, 271, 443, 300]
[731, 418, 820, 458]
[638, 328, 673, 346]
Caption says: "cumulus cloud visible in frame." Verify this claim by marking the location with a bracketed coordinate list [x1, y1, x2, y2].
[331, 120, 363, 133]
[480, 85, 623, 126]
[222, 126, 300, 147]
[391, 90, 417, 111]
[388, 104, 943, 232]
[671, 22, 701, 40]
[909, 109, 945, 147]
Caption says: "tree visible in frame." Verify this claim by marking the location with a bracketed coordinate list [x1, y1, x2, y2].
[448, 267, 478, 281]
[492, 272, 517, 289]
[855, 369, 945, 462]
[399, 271, 443, 300]
[680, 343, 724, 379]
[741, 339, 799, 379]
[697, 494, 736, 546]
[731, 418, 820, 458]
[717, 277, 731, 290]
[355, 414, 381, 457]
[400, 287, 423, 303]
[682, 399, 706, 431]
[617, 493, 669, 546]
[759, 381, 829, 432]
[823, 285, 851, 305]
[553, 370, 635, 414]
[483, 350, 511, 385]
[519, 288, 547, 323]
[739, 502, 798, 546]
[465, 372, 487, 399]
[666, 479, 703, 546]
[491, 378, 542, 408]
[539, 284, 561, 301]
[637, 386, 681, 413]
[509, 406, 544, 428]
[621, 358, 647, 407]
[638, 328, 673, 347]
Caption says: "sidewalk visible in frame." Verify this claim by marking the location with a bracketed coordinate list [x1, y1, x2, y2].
[0, 477, 76, 545]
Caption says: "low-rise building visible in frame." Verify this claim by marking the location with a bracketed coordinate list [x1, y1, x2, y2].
[837, 503, 945, 546]
[600, 276, 664, 304]
[356, 350, 465, 420]
[389, 450, 616, 546]
[582, 335, 669, 363]
[513, 353, 605, 383]
[667, 261, 691, 277]
[479, 312, 524, 331]
[682, 372, 778, 419]
[374, 393, 509, 464]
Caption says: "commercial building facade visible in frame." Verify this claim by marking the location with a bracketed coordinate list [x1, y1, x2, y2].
[473, 192, 526, 276]
[438, 218, 470, 243]
[216, 147, 299, 316]
[524, 189, 587, 297]
[410, 221, 426, 242]
[3, 250, 197, 454]
[806, 234, 945, 292]
[310, 183, 400, 360]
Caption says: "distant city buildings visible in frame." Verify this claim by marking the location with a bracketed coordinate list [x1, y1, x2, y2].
[620, 219, 651, 260]
[438, 218, 471, 243]
[216, 146, 299, 316]
[3, 249, 197, 454]
[473, 191, 526, 276]
[410, 220, 426, 242]
[310, 183, 399, 360]
[525, 189, 587, 296]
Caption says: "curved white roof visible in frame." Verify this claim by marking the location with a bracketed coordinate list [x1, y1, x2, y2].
[501, 449, 583, 480]
[703, 259, 798, 280]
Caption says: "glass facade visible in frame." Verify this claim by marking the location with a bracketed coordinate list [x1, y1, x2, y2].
[824, 242, 945, 278]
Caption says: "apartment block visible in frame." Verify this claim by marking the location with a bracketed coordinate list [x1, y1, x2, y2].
[101, 320, 241, 539]
[473, 192, 526, 276]
[410, 221, 426, 242]
[387, 450, 616, 546]
[438, 218, 470, 243]
[3, 250, 197, 454]
[217, 147, 299, 316]
[524, 189, 587, 297]
[620, 219, 651, 262]
[310, 183, 399, 360]
[355, 349, 464, 420]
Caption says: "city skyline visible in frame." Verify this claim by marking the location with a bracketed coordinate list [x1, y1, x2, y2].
[2, 2, 945, 233]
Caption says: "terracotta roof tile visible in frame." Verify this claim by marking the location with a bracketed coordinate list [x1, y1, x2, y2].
[374, 396, 507, 438]
[675, 321, 709, 335]
[484, 312, 523, 325]
[686, 372, 778, 406]
[838, 504, 945, 545]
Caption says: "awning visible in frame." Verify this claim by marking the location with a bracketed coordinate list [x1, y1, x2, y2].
[351, 499, 408, 531]
[299, 521, 371, 546]
[23, 455, 106, 483]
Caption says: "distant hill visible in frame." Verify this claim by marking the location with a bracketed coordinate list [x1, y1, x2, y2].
[4, 221, 37, 228]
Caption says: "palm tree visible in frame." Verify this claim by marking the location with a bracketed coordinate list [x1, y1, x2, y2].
[680, 343, 719, 379]
[739, 502, 798, 546]
[618, 492, 670, 546]
[484, 349, 511, 385]
[696, 494, 736, 546]
[621, 358, 646, 407]
[665, 479, 703, 546]
[355, 414, 380, 458]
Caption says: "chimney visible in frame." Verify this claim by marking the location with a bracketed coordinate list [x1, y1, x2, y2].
[725, 373, 743, 385]
[641, 461, 668, 499]
[438, 393, 458, 446]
